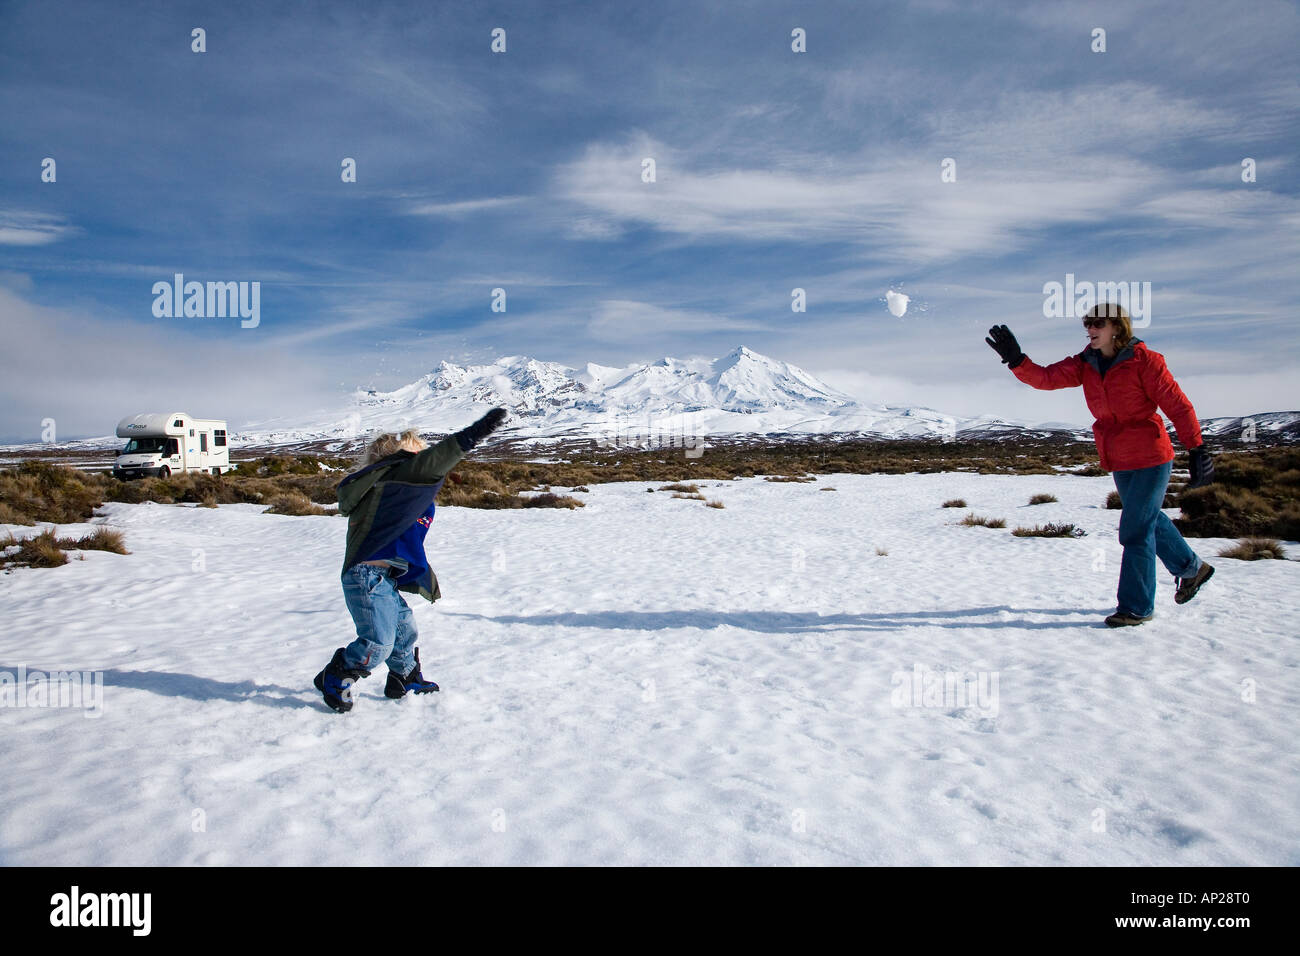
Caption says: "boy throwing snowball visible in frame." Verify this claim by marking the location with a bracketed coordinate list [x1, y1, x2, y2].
[314, 407, 507, 712]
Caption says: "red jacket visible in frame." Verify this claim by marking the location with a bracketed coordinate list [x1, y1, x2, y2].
[1012, 340, 1202, 472]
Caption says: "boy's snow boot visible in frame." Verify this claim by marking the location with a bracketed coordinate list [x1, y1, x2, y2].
[1105, 610, 1154, 628]
[385, 647, 440, 699]
[1174, 562, 1214, 605]
[314, 647, 371, 713]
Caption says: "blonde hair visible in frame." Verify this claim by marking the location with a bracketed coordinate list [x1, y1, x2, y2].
[1085, 302, 1134, 350]
[360, 428, 427, 467]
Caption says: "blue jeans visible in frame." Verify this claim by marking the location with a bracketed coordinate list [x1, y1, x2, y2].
[341, 564, 418, 676]
[1112, 461, 1202, 616]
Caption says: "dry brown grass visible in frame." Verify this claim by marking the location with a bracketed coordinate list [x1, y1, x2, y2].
[1011, 523, 1086, 538]
[59, 526, 128, 554]
[1, 523, 130, 571]
[0, 462, 106, 525]
[942, 499, 967, 508]
[959, 513, 1005, 528]
[264, 492, 331, 516]
[659, 483, 699, 494]
[1, 529, 68, 568]
[8, 440, 1294, 533]
[1174, 447, 1300, 539]
[1028, 493, 1058, 505]
[671, 492, 706, 501]
[705, 499, 725, 509]
[522, 492, 584, 510]
[1218, 538, 1287, 560]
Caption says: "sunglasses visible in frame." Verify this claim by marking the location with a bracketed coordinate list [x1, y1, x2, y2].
[1082, 318, 1111, 329]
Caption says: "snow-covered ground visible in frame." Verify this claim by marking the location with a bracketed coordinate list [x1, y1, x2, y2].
[1, 472, 1296, 866]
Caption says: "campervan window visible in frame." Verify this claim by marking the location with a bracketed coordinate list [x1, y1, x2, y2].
[214, 430, 227, 447]
[123, 436, 166, 455]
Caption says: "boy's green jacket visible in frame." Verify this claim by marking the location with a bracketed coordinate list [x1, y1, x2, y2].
[335, 434, 466, 603]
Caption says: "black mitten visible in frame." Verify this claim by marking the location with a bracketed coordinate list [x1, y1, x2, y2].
[1186, 446, 1215, 489]
[455, 407, 508, 451]
[985, 325, 1026, 369]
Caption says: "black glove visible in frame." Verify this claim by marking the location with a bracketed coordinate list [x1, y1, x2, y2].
[985, 325, 1025, 368]
[455, 407, 507, 452]
[1186, 446, 1214, 489]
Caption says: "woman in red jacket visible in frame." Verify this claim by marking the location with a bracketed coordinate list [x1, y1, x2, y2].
[986, 304, 1215, 627]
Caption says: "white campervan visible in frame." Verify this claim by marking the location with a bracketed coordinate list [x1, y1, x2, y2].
[113, 412, 232, 479]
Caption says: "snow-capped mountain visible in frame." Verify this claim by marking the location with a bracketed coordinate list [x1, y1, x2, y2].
[230, 346, 1079, 448]
[8, 346, 1294, 453]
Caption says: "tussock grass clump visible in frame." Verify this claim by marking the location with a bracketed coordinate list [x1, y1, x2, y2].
[1, 529, 68, 568]
[1106, 491, 1122, 509]
[439, 470, 513, 508]
[659, 483, 699, 494]
[875, 546, 888, 556]
[523, 492, 584, 510]
[764, 475, 815, 483]
[1175, 447, 1300, 539]
[820, 487, 836, 492]
[573, 486, 590, 493]
[0, 461, 105, 525]
[58, 526, 128, 554]
[0, 524, 123, 569]
[705, 499, 725, 509]
[959, 513, 1005, 528]
[264, 493, 331, 516]
[942, 499, 967, 508]
[1177, 483, 1300, 539]
[1028, 493, 1058, 505]
[468, 491, 585, 510]
[1011, 523, 1086, 538]
[1218, 538, 1287, 560]
[671, 492, 706, 501]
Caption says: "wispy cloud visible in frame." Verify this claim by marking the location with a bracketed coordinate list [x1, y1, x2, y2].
[406, 197, 526, 217]
[0, 211, 76, 246]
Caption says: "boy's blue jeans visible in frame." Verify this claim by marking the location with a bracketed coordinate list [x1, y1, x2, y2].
[1112, 461, 1202, 617]
[341, 564, 417, 676]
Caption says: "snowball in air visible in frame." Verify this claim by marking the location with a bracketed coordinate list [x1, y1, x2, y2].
[886, 290, 910, 317]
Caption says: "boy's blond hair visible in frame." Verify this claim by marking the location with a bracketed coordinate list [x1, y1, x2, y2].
[360, 428, 427, 467]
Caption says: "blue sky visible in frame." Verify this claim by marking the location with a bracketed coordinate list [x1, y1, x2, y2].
[2, 0, 1297, 441]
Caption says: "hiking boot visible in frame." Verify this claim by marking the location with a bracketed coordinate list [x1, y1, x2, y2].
[1175, 562, 1214, 605]
[385, 647, 440, 699]
[314, 647, 371, 713]
[1105, 610, 1154, 628]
